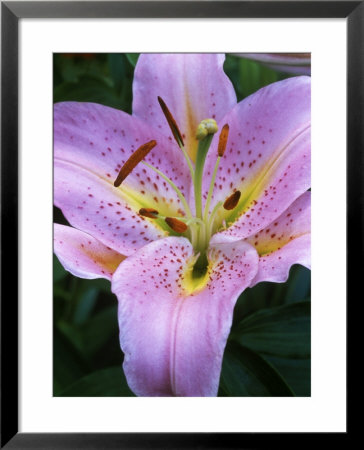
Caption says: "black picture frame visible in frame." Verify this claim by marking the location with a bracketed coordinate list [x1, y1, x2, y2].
[1, 1, 360, 448]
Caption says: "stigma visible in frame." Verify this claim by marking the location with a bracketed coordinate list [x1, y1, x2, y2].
[196, 119, 218, 140]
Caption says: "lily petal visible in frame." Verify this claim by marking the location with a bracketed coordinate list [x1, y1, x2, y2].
[54, 102, 193, 254]
[54, 102, 192, 209]
[247, 191, 310, 285]
[205, 76, 310, 239]
[54, 224, 125, 280]
[55, 159, 164, 255]
[132, 54, 237, 161]
[112, 236, 258, 396]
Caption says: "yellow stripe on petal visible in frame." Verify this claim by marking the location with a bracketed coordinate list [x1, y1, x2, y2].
[247, 192, 310, 257]
[117, 185, 175, 234]
[213, 125, 310, 236]
[255, 231, 309, 256]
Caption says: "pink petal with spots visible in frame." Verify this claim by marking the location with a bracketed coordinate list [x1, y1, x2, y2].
[54, 224, 125, 280]
[205, 76, 310, 239]
[54, 159, 164, 256]
[247, 191, 310, 285]
[112, 236, 258, 396]
[54, 102, 192, 216]
[250, 234, 310, 286]
[132, 54, 237, 162]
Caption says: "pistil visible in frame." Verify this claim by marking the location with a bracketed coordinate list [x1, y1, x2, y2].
[194, 119, 218, 219]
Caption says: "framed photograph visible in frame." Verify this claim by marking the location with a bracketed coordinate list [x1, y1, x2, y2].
[2, 1, 359, 447]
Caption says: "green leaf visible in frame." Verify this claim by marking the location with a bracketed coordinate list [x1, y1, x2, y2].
[53, 327, 90, 395]
[53, 53, 110, 85]
[233, 281, 273, 323]
[264, 355, 311, 396]
[72, 286, 99, 325]
[224, 54, 294, 102]
[59, 366, 135, 397]
[80, 306, 119, 358]
[282, 266, 311, 304]
[126, 53, 139, 67]
[54, 75, 122, 109]
[108, 53, 126, 93]
[58, 305, 119, 359]
[83, 277, 111, 293]
[233, 265, 310, 322]
[219, 342, 294, 396]
[53, 254, 67, 282]
[231, 302, 310, 358]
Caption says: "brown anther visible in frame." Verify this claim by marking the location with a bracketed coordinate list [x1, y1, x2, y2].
[165, 217, 188, 233]
[218, 124, 229, 157]
[139, 208, 159, 219]
[223, 190, 241, 210]
[114, 140, 157, 187]
[157, 96, 184, 146]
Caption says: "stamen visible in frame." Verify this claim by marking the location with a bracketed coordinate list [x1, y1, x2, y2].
[158, 96, 195, 180]
[157, 96, 184, 146]
[139, 208, 159, 219]
[223, 190, 241, 210]
[207, 201, 223, 233]
[114, 140, 157, 187]
[141, 161, 193, 219]
[217, 124, 229, 157]
[165, 217, 188, 233]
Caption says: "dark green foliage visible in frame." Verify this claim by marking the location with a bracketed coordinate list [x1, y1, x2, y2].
[231, 302, 311, 358]
[218, 342, 294, 396]
[59, 367, 135, 397]
[224, 54, 294, 101]
[53, 53, 137, 112]
[226, 300, 311, 396]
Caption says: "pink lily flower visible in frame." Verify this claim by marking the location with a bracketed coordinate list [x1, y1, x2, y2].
[54, 54, 310, 396]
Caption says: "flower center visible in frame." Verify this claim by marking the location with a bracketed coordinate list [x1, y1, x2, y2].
[114, 98, 241, 269]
